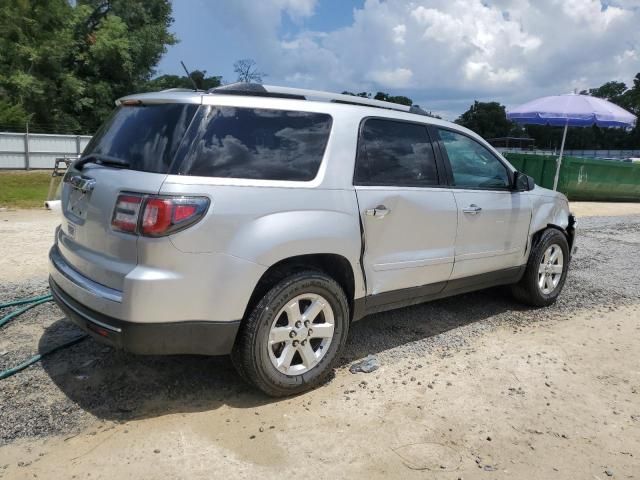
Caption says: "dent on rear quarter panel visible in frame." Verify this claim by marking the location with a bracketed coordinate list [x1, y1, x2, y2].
[228, 208, 366, 298]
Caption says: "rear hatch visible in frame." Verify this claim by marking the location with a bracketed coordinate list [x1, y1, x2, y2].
[58, 100, 199, 290]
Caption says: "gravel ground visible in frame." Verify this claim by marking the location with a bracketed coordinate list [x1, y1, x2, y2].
[1, 214, 638, 445]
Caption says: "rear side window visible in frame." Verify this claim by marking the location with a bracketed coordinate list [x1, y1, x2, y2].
[177, 107, 332, 181]
[83, 104, 198, 173]
[354, 119, 438, 187]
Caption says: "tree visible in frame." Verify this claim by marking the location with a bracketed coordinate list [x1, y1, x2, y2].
[455, 101, 517, 139]
[374, 91, 413, 106]
[582, 81, 627, 102]
[143, 71, 222, 91]
[233, 59, 266, 83]
[0, 0, 177, 134]
[342, 90, 440, 117]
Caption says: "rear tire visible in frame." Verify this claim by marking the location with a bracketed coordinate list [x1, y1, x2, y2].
[511, 228, 569, 307]
[232, 270, 349, 397]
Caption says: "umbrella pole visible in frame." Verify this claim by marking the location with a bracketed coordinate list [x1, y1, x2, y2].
[553, 121, 569, 191]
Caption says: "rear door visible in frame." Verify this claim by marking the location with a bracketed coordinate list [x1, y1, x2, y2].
[434, 128, 532, 279]
[354, 118, 457, 297]
[58, 102, 199, 290]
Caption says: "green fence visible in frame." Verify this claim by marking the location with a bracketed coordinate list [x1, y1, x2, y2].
[503, 153, 640, 202]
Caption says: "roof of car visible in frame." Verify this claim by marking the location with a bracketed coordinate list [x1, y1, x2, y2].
[118, 82, 432, 114]
[115, 83, 483, 141]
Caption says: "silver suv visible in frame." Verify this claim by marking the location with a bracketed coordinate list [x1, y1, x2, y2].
[49, 83, 576, 396]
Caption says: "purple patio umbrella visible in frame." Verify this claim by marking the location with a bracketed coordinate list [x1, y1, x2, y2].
[507, 93, 637, 190]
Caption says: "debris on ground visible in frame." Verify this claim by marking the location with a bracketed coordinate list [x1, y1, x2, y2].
[349, 354, 380, 374]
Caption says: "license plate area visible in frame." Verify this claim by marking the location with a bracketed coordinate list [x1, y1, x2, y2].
[68, 187, 89, 219]
[64, 175, 96, 223]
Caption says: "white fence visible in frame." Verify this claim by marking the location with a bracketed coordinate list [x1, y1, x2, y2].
[0, 132, 92, 169]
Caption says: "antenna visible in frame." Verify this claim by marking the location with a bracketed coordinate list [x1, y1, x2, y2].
[180, 61, 198, 91]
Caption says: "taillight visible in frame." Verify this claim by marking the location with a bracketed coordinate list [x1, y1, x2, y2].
[111, 195, 142, 233]
[141, 198, 173, 235]
[111, 193, 209, 237]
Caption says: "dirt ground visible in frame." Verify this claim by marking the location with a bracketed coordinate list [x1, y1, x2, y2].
[569, 201, 640, 218]
[0, 209, 60, 282]
[1, 204, 639, 479]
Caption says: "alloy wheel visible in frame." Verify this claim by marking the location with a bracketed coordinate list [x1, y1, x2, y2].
[267, 293, 335, 375]
[538, 244, 564, 295]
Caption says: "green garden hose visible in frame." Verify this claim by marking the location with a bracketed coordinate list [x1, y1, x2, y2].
[0, 295, 53, 328]
[0, 293, 53, 309]
[0, 293, 88, 380]
[0, 334, 88, 380]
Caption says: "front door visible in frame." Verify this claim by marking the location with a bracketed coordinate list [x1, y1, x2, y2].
[435, 128, 532, 279]
[354, 118, 457, 296]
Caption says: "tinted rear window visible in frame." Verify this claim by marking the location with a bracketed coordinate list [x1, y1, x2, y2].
[177, 106, 332, 181]
[83, 103, 198, 173]
[354, 119, 438, 186]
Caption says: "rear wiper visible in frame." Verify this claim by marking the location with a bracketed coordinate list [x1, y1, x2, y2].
[74, 154, 130, 170]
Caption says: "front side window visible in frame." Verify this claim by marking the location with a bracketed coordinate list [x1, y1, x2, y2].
[177, 107, 332, 181]
[438, 129, 510, 189]
[354, 119, 438, 187]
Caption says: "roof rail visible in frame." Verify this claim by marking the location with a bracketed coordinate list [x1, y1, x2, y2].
[209, 83, 415, 114]
[160, 87, 205, 93]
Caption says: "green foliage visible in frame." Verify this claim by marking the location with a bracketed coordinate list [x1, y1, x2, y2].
[342, 90, 413, 106]
[455, 101, 518, 139]
[143, 71, 222, 91]
[0, 0, 177, 134]
[342, 90, 440, 118]
[374, 91, 413, 106]
[0, 99, 29, 130]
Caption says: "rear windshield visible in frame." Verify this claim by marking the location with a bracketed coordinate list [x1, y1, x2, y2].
[82, 103, 198, 173]
[177, 106, 332, 181]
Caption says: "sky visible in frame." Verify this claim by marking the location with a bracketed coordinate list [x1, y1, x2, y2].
[157, 0, 640, 120]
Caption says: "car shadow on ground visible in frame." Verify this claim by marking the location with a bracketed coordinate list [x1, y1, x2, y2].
[38, 287, 533, 422]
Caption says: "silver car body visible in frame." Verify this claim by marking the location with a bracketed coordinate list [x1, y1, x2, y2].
[49, 87, 572, 355]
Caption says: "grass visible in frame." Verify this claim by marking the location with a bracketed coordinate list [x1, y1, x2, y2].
[0, 170, 54, 208]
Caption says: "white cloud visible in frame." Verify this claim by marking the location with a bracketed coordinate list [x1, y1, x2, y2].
[392, 24, 406, 45]
[207, 0, 640, 119]
[368, 67, 413, 87]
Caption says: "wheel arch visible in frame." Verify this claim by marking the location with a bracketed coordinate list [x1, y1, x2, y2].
[527, 223, 572, 263]
[243, 253, 361, 322]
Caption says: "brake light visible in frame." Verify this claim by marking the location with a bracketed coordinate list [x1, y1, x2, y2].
[111, 194, 209, 236]
[141, 198, 173, 235]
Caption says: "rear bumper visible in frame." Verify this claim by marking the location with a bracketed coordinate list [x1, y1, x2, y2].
[49, 277, 240, 356]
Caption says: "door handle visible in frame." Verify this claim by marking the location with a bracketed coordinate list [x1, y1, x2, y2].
[365, 205, 390, 218]
[462, 204, 482, 214]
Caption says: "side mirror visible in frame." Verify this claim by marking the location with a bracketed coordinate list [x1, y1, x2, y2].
[514, 171, 535, 191]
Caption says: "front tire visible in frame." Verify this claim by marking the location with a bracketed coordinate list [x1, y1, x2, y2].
[232, 270, 349, 397]
[511, 228, 570, 307]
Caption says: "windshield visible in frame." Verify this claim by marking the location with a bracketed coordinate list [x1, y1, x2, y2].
[82, 103, 198, 173]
